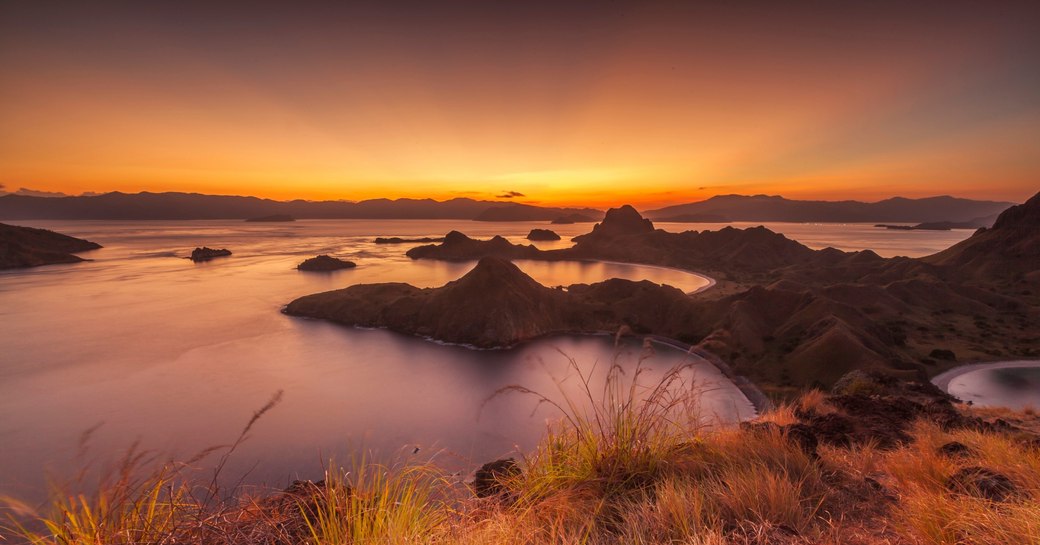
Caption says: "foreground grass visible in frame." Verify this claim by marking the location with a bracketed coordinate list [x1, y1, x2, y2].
[4, 360, 1039, 545]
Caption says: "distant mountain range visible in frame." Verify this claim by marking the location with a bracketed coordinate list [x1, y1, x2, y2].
[0, 192, 602, 222]
[0, 191, 1018, 224]
[645, 194, 1015, 224]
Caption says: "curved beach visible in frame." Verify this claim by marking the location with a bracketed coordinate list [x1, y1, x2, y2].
[932, 360, 1040, 408]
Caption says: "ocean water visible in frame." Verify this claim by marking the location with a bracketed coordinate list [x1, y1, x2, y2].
[0, 219, 971, 501]
[946, 364, 1040, 410]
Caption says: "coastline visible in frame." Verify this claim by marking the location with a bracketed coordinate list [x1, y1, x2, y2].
[931, 359, 1040, 394]
[646, 334, 772, 415]
[573, 258, 717, 295]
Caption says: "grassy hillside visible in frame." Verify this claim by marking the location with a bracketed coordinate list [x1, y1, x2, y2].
[4, 366, 1037, 545]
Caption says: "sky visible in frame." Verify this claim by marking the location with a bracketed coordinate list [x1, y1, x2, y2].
[1, 1, 1038, 208]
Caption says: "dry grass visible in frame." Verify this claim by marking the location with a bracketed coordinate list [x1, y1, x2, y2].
[4, 365, 1039, 545]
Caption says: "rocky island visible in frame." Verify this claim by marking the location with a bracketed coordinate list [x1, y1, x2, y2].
[526, 228, 561, 241]
[373, 236, 445, 244]
[0, 223, 102, 269]
[297, 254, 356, 271]
[190, 247, 232, 262]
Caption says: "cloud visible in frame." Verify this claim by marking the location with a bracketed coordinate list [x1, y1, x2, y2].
[496, 190, 526, 199]
[10, 187, 71, 198]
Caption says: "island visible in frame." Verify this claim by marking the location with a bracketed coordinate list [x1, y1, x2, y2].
[285, 256, 697, 348]
[190, 247, 232, 262]
[0, 223, 102, 269]
[526, 228, 561, 241]
[297, 255, 356, 271]
[373, 237, 445, 244]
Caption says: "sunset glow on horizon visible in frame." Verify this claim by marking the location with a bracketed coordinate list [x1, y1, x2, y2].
[2, 1, 1038, 209]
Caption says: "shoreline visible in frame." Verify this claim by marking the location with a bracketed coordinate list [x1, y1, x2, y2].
[569, 258, 716, 295]
[931, 359, 1040, 394]
[645, 334, 772, 415]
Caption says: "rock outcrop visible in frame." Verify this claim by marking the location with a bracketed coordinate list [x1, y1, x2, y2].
[572, 204, 655, 242]
[297, 255, 356, 271]
[0, 223, 102, 269]
[190, 247, 232, 262]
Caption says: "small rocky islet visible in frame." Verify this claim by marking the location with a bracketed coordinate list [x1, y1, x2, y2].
[190, 247, 232, 262]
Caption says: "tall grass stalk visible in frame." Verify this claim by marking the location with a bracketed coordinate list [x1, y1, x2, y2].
[301, 457, 450, 545]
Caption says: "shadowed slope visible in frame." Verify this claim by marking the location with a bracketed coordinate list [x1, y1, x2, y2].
[0, 223, 102, 269]
[924, 191, 1040, 280]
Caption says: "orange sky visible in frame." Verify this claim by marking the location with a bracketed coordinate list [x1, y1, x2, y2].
[1, 2, 1038, 209]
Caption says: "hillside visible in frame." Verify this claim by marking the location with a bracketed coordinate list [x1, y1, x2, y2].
[646, 194, 1014, 223]
[923, 191, 1040, 280]
[285, 257, 573, 348]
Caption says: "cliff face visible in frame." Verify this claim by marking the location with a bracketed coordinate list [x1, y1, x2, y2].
[0, 223, 102, 269]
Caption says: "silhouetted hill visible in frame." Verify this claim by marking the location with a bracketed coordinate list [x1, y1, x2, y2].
[923, 191, 1040, 280]
[0, 192, 603, 221]
[406, 231, 542, 261]
[646, 194, 1014, 223]
[0, 223, 102, 269]
[285, 257, 573, 347]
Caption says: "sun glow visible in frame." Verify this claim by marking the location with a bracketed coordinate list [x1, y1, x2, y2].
[1, 2, 1038, 206]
